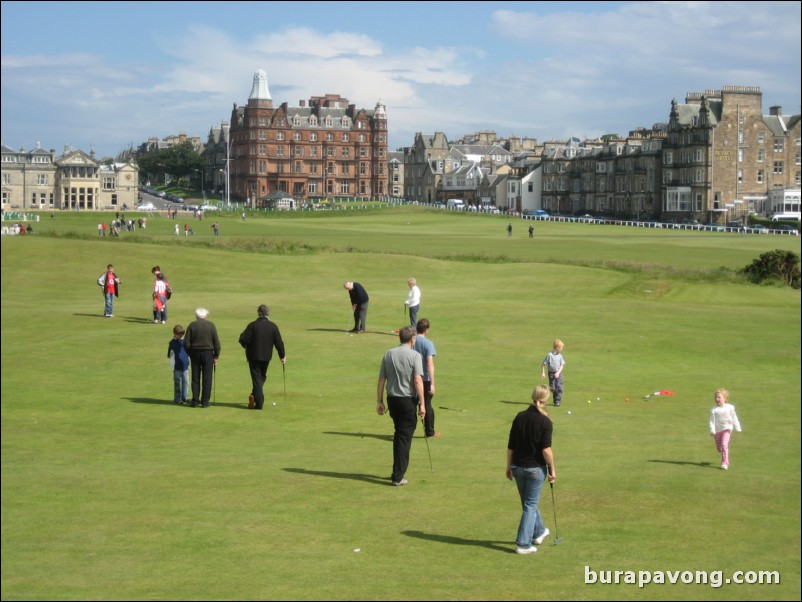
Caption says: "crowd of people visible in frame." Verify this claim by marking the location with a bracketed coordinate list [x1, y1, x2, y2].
[95, 263, 742, 555]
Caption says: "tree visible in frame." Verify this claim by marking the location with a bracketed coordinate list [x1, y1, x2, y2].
[136, 141, 202, 185]
[740, 250, 800, 289]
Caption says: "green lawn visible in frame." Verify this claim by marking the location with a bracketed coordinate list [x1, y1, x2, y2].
[2, 209, 800, 600]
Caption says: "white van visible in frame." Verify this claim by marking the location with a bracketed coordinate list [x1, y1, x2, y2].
[446, 199, 465, 210]
[770, 213, 800, 221]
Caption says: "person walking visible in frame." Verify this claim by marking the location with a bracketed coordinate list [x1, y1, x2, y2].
[344, 281, 369, 333]
[404, 278, 421, 327]
[376, 326, 425, 486]
[709, 388, 742, 470]
[97, 264, 121, 318]
[506, 385, 556, 555]
[183, 308, 221, 408]
[413, 318, 439, 438]
[239, 305, 286, 410]
[528, 225, 534, 238]
[507, 222, 512, 237]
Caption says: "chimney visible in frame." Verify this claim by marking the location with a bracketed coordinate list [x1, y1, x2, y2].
[770, 106, 782, 116]
[300, 100, 306, 107]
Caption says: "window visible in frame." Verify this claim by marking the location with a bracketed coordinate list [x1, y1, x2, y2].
[276, 132, 285, 141]
[342, 133, 349, 142]
[276, 146, 285, 157]
[310, 132, 318, 142]
[758, 131, 765, 143]
[758, 149, 765, 163]
[293, 132, 302, 141]
[774, 139, 784, 153]
[663, 151, 673, 165]
[38, 174, 49, 185]
[773, 161, 784, 174]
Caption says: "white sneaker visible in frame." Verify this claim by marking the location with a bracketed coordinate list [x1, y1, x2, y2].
[534, 528, 550, 545]
[721, 464, 728, 470]
[392, 479, 408, 486]
[515, 545, 537, 555]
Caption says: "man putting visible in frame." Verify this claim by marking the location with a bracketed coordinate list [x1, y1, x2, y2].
[344, 281, 369, 333]
[376, 326, 425, 486]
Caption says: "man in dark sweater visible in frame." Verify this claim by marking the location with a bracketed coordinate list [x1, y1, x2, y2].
[184, 307, 221, 408]
[343, 281, 369, 333]
[239, 305, 286, 410]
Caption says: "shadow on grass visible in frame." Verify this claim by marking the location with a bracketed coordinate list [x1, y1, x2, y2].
[282, 467, 392, 486]
[125, 397, 250, 410]
[324, 431, 393, 442]
[401, 530, 512, 554]
[307, 328, 395, 336]
[499, 400, 529, 406]
[648, 459, 716, 469]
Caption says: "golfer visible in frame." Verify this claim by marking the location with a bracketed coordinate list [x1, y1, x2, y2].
[344, 281, 369, 333]
[239, 304, 286, 410]
[506, 385, 556, 554]
[376, 326, 425, 486]
[404, 278, 421, 327]
[184, 308, 221, 408]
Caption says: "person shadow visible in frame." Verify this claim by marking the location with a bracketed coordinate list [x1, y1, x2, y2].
[324, 431, 393, 442]
[401, 530, 512, 553]
[648, 459, 717, 469]
[282, 468, 393, 486]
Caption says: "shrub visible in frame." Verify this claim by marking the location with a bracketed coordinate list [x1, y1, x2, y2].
[740, 249, 800, 288]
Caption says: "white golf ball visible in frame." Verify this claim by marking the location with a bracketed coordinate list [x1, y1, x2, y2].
[567, 411, 572, 415]
[353, 548, 361, 553]
[272, 402, 276, 406]
[596, 396, 600, 401]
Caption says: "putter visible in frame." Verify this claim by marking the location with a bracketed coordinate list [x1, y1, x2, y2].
[282, 361, 287, 405]
[212, 363, 217, 406]
[549, 474, 563, 544]
[439, 406, 467, 412]
[421, 415, 434, 472]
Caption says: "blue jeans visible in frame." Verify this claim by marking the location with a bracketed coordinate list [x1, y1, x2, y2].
[104, 292, 115, 316]
[548, 372, 563, 406]
[511, 465, 547, 547]
[408, 304, 419, 327]
[173, 369, 189, 403]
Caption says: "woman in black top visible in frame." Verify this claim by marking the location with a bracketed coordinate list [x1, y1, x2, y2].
[506, 385, 557, 554]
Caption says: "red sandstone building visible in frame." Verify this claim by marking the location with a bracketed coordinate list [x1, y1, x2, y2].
[227, 69, 389, 207]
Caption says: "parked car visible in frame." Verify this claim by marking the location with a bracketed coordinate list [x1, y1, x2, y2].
[136, 202, 155, 211]
[704, 222, 726, 231]
[773, 224, 799, 235]
[199, 203, 220, 211]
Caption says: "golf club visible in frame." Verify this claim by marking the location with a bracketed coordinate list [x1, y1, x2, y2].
[282, 361, 287, 405]
[213, 362, 217, 406]
[549, 471, 563, 544]
[421, 415, 433, 472]
[439, 406, 467, 412]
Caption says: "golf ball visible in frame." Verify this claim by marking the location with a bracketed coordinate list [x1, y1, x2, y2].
[353, 548, 361, 553]
[587, 400, 592, 404]
[272, 402, 277, 406]
[596, 396, 600, 401]
[567, 411, 572, 415]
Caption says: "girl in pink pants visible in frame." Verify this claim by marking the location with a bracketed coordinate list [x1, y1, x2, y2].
[709, 388, 742, 470]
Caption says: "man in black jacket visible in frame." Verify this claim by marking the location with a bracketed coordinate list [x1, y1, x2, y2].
[343, 281, 369, 333]
[239, 305, 286, 410]
[184, 307, 221, 408]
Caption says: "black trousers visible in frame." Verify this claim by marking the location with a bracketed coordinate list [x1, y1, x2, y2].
[248, 360, 270, 409]
[422, 380, 436, 436]
[387, 395, 418, 482]
[189, 349, 215, 406]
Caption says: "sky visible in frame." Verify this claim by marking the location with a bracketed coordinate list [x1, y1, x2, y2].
[2, 1, 800, 159]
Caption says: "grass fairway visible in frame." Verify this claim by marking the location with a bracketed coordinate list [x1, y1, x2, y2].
[2, 209, 800, 600]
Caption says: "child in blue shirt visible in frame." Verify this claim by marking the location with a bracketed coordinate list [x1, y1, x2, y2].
[168, 324, 190, 404]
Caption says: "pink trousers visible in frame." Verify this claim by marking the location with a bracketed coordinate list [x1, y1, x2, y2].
[714, 430, 732, 467]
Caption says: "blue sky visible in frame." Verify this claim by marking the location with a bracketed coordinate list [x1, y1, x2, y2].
[2, 1, 800, 159]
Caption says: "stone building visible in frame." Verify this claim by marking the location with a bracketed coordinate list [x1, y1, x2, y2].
[403, 132, 450, 203]
[2, 144, 138, 211]
[662, 86, 800, 222]
[227, 69, 389, 206]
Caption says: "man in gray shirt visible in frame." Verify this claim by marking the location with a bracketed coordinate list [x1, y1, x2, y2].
[377, 326, 425, 485]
